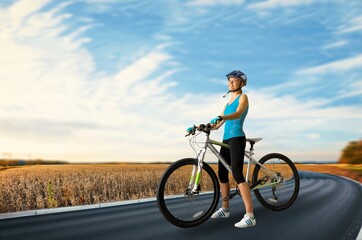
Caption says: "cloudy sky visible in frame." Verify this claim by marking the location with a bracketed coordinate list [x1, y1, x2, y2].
[0, 0, 361, 163]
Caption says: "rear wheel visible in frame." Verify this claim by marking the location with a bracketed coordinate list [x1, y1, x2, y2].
[156, 158, 220, 228]
[252, 153, 299, 211]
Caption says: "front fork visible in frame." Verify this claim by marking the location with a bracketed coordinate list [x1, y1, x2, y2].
[187, 147, 206, 195]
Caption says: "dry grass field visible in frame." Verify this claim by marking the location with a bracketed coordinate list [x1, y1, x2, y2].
[0, 164, 168, 213]
[296, 164, 362, 183]
[0, 163, 360, 213]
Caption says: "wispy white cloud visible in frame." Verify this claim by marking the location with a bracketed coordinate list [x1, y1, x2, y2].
[187, 0, 244, 7]
[337, 15, 362, 34]
[336, 80, 362, 100]
[82, 0, 118, 3]
[321, 40, 348, 50]
[4, 0, 49, 27]
[256, 54, 362, 104]
[297, 54, 362, 75]
[247, 0, 314, 10]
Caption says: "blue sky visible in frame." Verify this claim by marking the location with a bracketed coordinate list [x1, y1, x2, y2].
[0, 0, 361, 163]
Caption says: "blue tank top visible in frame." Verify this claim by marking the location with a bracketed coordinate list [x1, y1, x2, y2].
[223, 95, 248, 140]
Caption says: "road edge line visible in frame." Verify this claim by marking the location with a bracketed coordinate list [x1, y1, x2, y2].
[0, 197, 157, 220]
[339, 176, 362, 240]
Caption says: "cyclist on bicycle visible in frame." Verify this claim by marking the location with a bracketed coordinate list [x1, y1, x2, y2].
[209, 70, 256, 228]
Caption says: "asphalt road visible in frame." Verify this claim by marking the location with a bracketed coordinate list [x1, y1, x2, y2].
[0, 171, 361, 240]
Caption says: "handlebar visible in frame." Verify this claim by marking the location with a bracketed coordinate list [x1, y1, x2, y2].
[185, 123, 213, 137]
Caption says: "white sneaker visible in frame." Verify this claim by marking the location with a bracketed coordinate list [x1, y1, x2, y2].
[211, 208, 230, 218]
[234, 214, 256, 228]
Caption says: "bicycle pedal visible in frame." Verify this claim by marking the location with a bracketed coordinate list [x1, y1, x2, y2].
[192, 211, 204, 218]
[268, 197, 278, 203]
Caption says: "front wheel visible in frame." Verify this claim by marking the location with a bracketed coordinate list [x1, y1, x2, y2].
[156, 158, 220, 228]
[252, 153, 300, 211]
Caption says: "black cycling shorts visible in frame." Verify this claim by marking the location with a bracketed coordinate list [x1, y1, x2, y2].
[218, 136, 246, 184]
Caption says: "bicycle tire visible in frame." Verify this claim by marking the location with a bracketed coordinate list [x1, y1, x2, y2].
[156, 158, 220, 228]
[252, 153, 299, 211]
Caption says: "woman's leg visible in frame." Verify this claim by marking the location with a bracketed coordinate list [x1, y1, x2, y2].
[221, 182, 230, 209]
[211, 142, 232, 219]
[229, 137, 253, 214]
[218, 141, 231, 209]
[238, 182, 253, 214]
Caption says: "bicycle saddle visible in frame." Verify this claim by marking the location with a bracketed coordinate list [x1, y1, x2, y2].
[246, 138, 263, 143]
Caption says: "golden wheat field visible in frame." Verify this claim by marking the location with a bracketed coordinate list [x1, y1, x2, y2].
[0, 164, 171, 213]
[0, 163, 360, 214]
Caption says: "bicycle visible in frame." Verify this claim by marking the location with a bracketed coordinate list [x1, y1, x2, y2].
[156, 123, 300, 228]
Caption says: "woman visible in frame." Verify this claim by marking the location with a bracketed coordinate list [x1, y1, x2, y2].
[209, 70, 256, 228]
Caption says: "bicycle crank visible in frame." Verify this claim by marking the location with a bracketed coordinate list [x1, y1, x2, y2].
[228, 187, 240, 200]
[268, 185, 279, 203]
[249, 176, 269, 190]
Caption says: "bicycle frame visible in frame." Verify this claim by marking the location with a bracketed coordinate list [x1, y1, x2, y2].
[189, 133, 279, 193]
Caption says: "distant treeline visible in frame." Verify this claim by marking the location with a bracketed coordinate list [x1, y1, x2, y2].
[1, 139, 361, 166]
[339, 140, 362, 164]
[0, 159, 68, 166]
